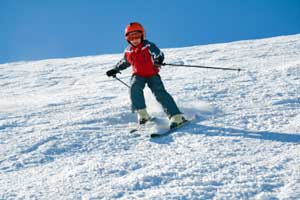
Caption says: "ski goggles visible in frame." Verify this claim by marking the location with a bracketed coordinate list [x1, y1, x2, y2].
[126, 31, 143, 41]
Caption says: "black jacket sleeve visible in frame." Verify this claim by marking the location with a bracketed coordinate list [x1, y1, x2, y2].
[148, 41, 164, 64]
[115, 55, 131, 71]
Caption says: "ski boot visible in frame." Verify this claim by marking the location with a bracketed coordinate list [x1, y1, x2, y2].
[137, 109, 151, 125]
[169, 114, 187, 129]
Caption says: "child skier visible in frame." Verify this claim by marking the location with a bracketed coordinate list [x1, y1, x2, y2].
[106, 22, 186, 129]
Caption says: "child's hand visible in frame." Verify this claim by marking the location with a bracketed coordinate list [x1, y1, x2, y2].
[154, 55, 164, 63]
[153, 57, 164, 67]
[106, 69, 120, 77]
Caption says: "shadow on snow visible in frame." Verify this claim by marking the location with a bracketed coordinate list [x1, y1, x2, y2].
[194, 125, 300, 143]
[152, 123, 300, 144]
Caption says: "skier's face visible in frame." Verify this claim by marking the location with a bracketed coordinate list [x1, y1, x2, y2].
[130, 38, 142, 46]
[127, 31, 142, 46]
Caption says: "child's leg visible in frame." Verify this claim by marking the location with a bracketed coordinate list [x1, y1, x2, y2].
[147, 75, 181, 117]
[130, 75, 147, 111]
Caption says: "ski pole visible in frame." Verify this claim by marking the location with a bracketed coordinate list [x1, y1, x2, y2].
[113, 75, 130, 88]
[160, 63, 241, 71]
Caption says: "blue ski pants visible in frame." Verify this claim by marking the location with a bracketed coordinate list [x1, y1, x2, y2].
[130, 74, 181, 117]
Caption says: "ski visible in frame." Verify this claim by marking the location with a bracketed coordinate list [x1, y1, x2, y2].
[150, 120, 191, 138]
[150, 116, 196, 138]
[129, 128, 138, 133]
[129, 117, 157, 134]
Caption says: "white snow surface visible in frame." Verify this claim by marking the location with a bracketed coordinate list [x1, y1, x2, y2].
[1, 35, 300, 199]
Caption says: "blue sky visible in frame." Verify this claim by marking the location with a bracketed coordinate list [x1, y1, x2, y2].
[0, 0, 299, 64]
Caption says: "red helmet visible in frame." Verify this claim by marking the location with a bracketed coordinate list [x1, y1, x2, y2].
[124, 22, 145, 40]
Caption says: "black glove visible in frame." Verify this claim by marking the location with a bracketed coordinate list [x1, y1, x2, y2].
[154, 57, 163, 65]
[106, 69, 120, 77]
[153, 56, 165, 67]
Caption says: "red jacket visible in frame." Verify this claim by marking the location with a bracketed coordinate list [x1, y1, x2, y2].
[115, 40, 164, 78]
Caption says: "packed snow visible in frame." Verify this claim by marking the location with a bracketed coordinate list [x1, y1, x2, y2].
[0, 34, 300, 199]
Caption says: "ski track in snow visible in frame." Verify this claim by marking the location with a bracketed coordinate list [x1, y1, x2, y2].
[0, 35, 300, 199]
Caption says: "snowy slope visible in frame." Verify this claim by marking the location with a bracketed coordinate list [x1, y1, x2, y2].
[1, 34, 300, 199]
